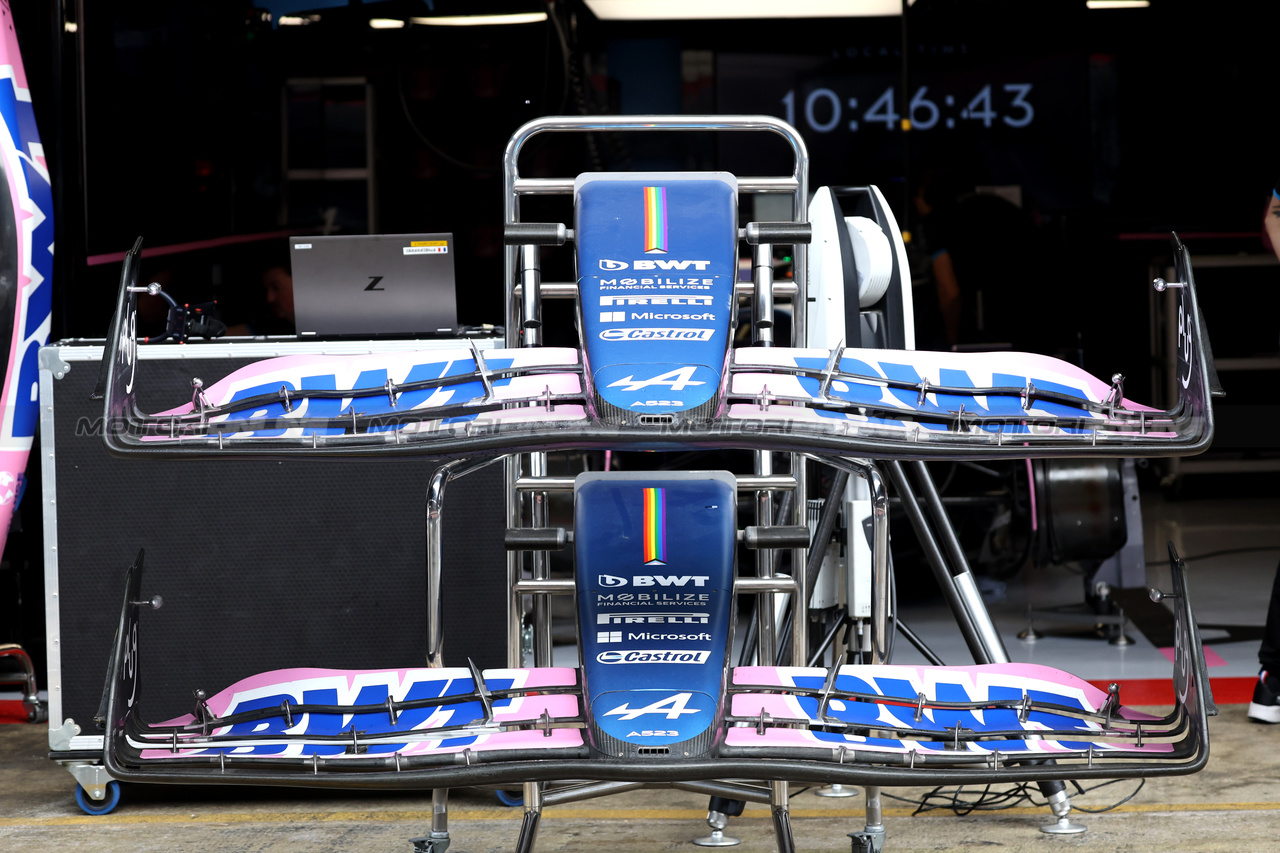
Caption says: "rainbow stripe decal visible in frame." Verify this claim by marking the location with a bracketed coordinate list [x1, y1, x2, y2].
[643, 487, 667, 565]
[643, 186, 668, 254]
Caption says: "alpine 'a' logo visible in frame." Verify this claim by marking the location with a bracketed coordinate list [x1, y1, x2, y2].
[608, 366, 705, 393]
[600, 258, 629, 271]
[603, 692, 700, 720]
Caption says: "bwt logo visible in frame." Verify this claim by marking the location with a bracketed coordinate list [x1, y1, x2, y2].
[599, 259, 711, 271]
[597, 575, 710, 588]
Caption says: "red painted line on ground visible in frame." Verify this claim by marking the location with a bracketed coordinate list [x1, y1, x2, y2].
[1158, 645, 1227, 667]
[1088, 676, 1256, 705]
[86, 228, 311, 267]
[0, 699, 31, 724]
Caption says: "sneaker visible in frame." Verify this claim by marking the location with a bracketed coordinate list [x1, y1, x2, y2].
[1247, 670, 1280, 723]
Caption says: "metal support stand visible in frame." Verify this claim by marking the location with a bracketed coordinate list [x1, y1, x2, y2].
[529, 452, 552, 667]
[693, 791, 754, 846]
[884, 462, 991, 664]
[824, 460, 890, 853]
[426, 465, 460, 668]
[426, 457, 505, 669]
[515, 781, 543, 853]
[770, 781, 797, 853]
[755, 451, 776, 666]
[908, 461, 1009, 662]
[816, 783, 858, 798]
[1017, 607, 1043, 642]
[887, 461, 1083, 834]
[0, 645, 45, 722]
[693, 810, 742, 848]
[848, 785, 885, 853]
[409, 788, 452, 852]
[1039, 787, 1086, 835]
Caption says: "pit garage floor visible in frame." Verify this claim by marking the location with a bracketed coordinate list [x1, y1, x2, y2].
[2, 493, 1279, 851]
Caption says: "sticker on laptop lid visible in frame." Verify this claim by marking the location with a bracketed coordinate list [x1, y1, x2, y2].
[405, 240, 449, 255]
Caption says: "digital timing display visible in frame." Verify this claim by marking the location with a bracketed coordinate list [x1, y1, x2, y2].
[780, 82, 1035, 134]
[717, 52, 1091, 210]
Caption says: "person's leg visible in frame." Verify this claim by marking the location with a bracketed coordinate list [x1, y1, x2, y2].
[1249, 560, 1280, 723]
[1259, 560, 1280, 670]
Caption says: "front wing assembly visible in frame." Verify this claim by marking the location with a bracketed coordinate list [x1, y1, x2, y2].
[96, 237, 1216, 462]
[102, 547, 1211, 790]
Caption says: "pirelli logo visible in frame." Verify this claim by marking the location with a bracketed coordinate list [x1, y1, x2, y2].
[599, 295, 714, 307]
[596, 612, 710, 625]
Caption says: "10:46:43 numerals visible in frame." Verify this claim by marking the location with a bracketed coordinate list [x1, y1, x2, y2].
[781, 84, 1034, 133]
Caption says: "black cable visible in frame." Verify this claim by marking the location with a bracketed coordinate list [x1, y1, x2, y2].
[774, 489, 794, 529]
[807, 612, 850, 667]
[879, 777, 1145, 817]
[934, 461, 958, 494]
[775, 608, 793, 665]
[893, 618, 945, 666]
[392, 4, 565, 171]
[957, 460, 1004, 480]
[804, 470, 849, 605]
[550, 0, 604, 171]
[1068, 778, 1146, 813]
[396, 69, 495, 174]
[543, 0, 571, 115]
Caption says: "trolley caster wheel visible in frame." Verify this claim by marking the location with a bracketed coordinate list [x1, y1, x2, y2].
[495, 789, 523, 807]
[74, 780, 121, 816]
[410, 835, 451, 853]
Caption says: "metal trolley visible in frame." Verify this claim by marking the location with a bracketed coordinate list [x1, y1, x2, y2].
[71, 116, 1217, 852]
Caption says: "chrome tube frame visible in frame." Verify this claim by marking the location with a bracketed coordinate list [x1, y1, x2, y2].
[499, 115, 813, 677]
[425, 457, 504, 667]
[909, 461, 1010, 663]
[755, 451, 776, 666]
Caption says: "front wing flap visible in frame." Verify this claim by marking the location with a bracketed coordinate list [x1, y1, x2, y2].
[103, 548, 1210, 789]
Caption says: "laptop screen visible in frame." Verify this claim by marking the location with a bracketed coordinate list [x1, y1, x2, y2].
[289, 233, 458, 337]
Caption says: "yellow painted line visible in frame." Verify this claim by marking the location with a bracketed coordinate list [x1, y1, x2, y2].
[871, 801, 1280, 818]
[6, 801, 1280, 829]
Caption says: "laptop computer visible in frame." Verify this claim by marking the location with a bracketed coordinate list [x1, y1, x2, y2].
[289, 233, 458, 337]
